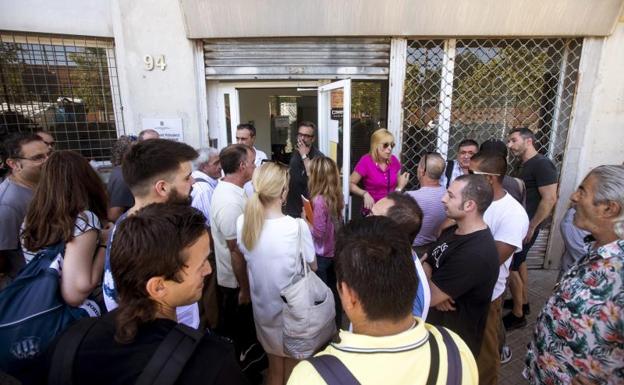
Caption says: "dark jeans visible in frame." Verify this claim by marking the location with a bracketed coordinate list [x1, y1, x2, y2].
[316, 256, 343, 328]
[215, 285, 257, 355]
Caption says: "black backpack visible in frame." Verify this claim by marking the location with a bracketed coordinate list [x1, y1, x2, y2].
[48, 317, 204, 385]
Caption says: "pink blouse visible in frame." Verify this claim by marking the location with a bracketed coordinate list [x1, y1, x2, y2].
[354, 154, 401, 202]
[310, 195, 337, 258]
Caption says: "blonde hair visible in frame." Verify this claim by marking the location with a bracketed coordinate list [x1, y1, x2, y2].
[242, 162, 290, 250]
[308, 157, 343, 221]
[369, 128, 394, 164]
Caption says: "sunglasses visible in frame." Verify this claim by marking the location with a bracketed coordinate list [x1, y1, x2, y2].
[297, 132, 314, 139]
[381, 142, 395, 149]
[468, 169, 501, 176]
[261, 159, 289, 167]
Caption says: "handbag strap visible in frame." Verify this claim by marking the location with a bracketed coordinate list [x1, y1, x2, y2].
[291, 218, 309, 281]
[48, 317, 99, 385]
[134, 323, 205, 385]
[307, 355, 361, 385]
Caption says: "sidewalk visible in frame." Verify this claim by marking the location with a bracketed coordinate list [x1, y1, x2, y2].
[499, 268, 558, 384]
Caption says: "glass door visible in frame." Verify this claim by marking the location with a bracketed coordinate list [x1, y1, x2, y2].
[317, 79, 352, 220]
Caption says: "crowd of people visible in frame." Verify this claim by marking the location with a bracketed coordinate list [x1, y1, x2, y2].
[0, 122, 622, 385]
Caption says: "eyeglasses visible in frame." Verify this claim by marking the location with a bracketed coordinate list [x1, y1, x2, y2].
[297, 132, 314, 139]
[381, 142, 395, 149]
[14, 152, 51, 163]
[468, 169, 501, 176]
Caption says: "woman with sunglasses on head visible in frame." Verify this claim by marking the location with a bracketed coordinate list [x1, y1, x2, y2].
[349, 128, 409, 214]
[236, 162, 316, 385]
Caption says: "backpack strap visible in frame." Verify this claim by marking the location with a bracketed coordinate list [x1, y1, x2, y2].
[193, 178, 209, 184]
[425, 329, 440, 385]
[430, 325, 462, 385]
[48, 317, 99, 385]
[307, 355, 361, 385]
[134, 323, 205, 385]
[445, 160, 454, 188]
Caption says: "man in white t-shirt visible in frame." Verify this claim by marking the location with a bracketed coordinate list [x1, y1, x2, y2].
[236, 124, 267, 196]
[469, 151, 529, 385]
[209, 144, 258, 359]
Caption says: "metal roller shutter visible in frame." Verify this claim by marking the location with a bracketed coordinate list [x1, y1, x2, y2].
[203, 38, 391, 80]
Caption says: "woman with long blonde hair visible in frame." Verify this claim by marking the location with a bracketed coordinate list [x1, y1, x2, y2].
[306, 156, 342, 282]
[236, 162, 315, 385]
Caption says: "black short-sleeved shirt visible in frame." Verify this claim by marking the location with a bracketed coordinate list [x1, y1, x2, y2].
[107, 166, 134, 209]
[56, 311, 247, 385]
[284, 146, 323, 218]
[518, 154, 558, 219]
[426, 225, 499, 356]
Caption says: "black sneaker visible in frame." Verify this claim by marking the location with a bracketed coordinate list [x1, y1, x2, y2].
[503, 299, 530, 315]
[503, 312, 527, 331]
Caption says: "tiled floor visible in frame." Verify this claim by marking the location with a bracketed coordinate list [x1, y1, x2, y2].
[498, 268, 558, 385]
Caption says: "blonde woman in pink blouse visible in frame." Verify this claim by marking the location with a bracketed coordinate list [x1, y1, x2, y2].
[349, 129, 409, 214]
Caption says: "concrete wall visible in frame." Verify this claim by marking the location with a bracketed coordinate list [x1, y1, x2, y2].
[110, 0, 206, 147]
[546, 20, 624, 269]
[180, 0, 624, 38]
[0, 0, 113, 37]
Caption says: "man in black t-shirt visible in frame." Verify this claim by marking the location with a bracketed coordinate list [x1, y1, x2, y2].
[505, 128, 558, 330]
[423, 174, 499, 357]
[284, 121, 324, 217]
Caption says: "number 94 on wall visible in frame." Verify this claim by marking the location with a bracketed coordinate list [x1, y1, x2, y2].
[144, 55, 166, 71]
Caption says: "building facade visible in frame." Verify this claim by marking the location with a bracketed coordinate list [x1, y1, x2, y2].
[1, 0, 623, 268]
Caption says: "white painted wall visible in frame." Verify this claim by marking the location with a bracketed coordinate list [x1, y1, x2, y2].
[0, 0, 113, 37]
[546, 20, 624, 269]
[180, 0, 624, 38]
[111, 0, 206, 148]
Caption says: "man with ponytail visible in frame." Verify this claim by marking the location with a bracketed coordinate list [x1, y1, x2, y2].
[49, 203, 246, 385]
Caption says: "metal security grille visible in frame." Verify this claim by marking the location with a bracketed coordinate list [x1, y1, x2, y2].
[203, 38, 391, 80]
[0, 32, 124, 160]
[401, 38, 582, 267]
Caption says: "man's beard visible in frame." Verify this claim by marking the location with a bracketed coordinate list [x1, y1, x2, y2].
[166, 186, 192, 205]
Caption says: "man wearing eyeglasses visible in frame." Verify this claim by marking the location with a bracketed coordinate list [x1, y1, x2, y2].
[440, 139, 479, 189]
[284, 121, 324, 218]
[0, 133, 49, 288]
[35, 130, 55, 151]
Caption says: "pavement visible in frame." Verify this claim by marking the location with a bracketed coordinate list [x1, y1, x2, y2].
[498, 268, 558, 384]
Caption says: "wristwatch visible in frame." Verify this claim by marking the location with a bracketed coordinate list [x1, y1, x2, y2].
[301, 154, 308, 160]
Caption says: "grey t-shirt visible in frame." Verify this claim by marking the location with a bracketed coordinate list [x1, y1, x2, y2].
[107, 166, 134, 209]
[0, 178, 34, 276]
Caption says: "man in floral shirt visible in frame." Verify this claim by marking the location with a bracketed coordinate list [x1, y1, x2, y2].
[525, 165, 624, 385]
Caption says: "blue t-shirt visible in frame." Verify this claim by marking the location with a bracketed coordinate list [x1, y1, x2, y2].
[412, 251, 430, 320]
[102, 213, 127, 311]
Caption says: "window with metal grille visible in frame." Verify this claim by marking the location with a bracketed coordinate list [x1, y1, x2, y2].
[401, 38, 582, 267]
[0, 32, 124, 161]
[401, 38, 582, 182]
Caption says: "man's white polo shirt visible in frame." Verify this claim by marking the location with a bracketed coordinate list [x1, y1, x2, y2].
[210, 180, 247, 288]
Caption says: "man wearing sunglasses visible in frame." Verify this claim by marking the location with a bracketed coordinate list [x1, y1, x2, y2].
[469, 151, 529, 385]
[284, 121, 324, 218]
[0, 133, 49, 288]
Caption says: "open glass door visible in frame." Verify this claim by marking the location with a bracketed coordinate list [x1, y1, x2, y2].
[317, 79, 352, 221]
[216, 86, 240, 147]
